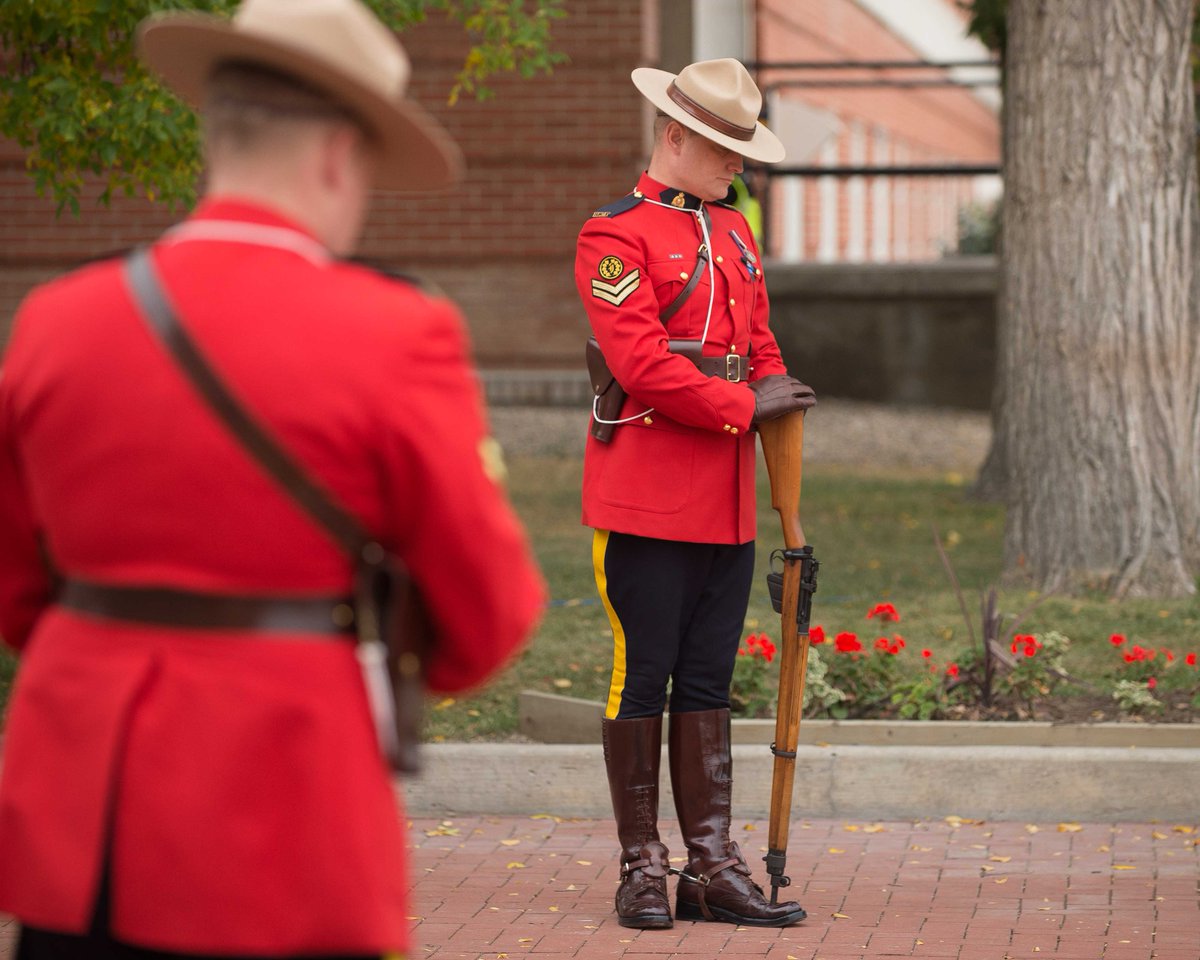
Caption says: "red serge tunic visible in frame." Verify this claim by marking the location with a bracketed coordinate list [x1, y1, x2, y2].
[575, 174, 788, 545]
[0, 199, 547, 955]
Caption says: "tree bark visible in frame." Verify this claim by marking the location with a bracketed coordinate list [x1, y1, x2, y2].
[1000, 0, 1200, 597]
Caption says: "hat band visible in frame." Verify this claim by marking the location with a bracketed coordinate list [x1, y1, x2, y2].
[667, 81, 756, 143]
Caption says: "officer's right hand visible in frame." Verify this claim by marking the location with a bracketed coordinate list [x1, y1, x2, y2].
[750, 375, 817, 424]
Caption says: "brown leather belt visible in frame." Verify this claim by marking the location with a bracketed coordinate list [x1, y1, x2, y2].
[59, 579, 356, 636]
[697, 354, 749, 383]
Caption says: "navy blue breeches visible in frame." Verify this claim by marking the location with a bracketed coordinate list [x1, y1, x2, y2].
[592, 529, 756, 719]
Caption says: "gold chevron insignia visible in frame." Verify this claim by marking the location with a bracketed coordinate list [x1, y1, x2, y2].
[591, 269, 640, 306]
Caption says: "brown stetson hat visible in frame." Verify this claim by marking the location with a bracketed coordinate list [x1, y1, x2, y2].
[632, 58, 785, 164]
[137, 0, 464, 191]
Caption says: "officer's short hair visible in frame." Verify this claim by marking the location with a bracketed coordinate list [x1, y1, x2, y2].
[203, 60, 369, 153]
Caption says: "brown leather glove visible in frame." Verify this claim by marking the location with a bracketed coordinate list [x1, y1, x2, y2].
[750, 375, 817, 424]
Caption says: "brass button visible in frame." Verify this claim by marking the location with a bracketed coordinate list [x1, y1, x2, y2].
[634, 190, 643, 198]
[729, 298, 736, 306]
[723, 424, 732, 432]
[716, 254, 724, 263]
[680, 272, 689, 280]
[643, 416, 653, 425]
[730, 427, 739, 435]
[729, 344, 736, 352]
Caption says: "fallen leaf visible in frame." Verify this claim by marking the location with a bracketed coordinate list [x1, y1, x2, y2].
[743, 823, 757, 831]
[433, 697, 455, 711]
[1151, 831, 1169, 840]
[1172, 825, 1195, 834]
[989, 855, 1012, 863]
[910, 845, 932, 852]
[518, 938, 533, 943]
[1097, 845, 1111, 852]
[552, 678, 572, 689]
[1057, 823, 1083, 833]
[576, 860, 592, 866]
[1113, 864, 1136, 870]
[828, 847, 845, 854]
[500, 839, 520, 846]
[832, 912, 851, 920]
[1025, 824, 1040, 834]
[843, 824, 860, 832]
[995, 877, 1008, 884]
[425, 824, 459, 837]
[506, 862, 525, 869]
[549, 906, 559, 912]
[863, 824, 886, 833]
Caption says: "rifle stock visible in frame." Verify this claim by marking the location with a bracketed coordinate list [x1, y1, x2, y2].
[757, 410, 813, 902]
[758, 413, 806, 550]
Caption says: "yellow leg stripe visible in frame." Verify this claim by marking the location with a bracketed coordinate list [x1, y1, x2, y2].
[593, 529, 627, 720]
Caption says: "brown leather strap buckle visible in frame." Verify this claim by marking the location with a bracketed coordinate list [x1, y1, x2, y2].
[697, 354, 749, 382]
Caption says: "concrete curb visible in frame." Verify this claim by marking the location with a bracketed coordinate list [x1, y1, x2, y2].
[403, 741, 1200, 823]
[517, 690, 1200, 748]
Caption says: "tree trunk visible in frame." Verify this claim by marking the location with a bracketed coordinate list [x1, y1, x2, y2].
[1000, 0, 1200, 597]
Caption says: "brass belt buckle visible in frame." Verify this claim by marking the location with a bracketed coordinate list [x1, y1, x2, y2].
[725, 354, 745, 382]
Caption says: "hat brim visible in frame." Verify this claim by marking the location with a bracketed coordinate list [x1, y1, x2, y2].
[137, 14, 464, 192]
[631, 67, 785, 165]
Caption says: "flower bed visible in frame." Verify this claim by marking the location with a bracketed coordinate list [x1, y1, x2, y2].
[731, 601, 1200, 724]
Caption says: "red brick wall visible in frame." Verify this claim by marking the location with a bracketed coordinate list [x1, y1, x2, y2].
[0, 0, 648, 366]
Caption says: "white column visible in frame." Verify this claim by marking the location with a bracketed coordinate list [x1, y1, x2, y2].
[817, 138, 838, 263]
[781, 176, 804, 262]
[846, 122, 866, 262]
[871, 126, 891, 262]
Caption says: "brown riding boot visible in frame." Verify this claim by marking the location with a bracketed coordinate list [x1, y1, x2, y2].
[602, 716, 673, 929]
[669, 708, 806, 927]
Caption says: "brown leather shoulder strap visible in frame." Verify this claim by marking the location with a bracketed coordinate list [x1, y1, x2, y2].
[660, 207, 713, 323]
[122, 247, 371, 561]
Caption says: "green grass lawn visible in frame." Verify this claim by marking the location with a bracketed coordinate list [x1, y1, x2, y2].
[423, 453, 1200, 741]
[2, 452, 1196, 737]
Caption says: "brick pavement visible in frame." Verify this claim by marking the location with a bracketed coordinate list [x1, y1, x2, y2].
[0, 815, 1194, 958]
[408, 815, 1200, 960]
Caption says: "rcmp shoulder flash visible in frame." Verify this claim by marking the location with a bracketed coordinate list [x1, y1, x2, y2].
[478, 436, 508, 485]
[591, 268, 640, 306]
[597, 256, 624, 281]
[591, 193, 644, 219]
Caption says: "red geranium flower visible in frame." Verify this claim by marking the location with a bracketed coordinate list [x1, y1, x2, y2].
[1110, 633, 1126, 646]
[946, 663, 960, 678]
[874, 636, 890, 651]
[866, 602, 900, 622]
[1147, 677, 1157, 690]
[809, 625, 826, 645]
[1186, 652, 1197, 667]
[834, 632, 862, 653]
[890, 635, 906, 653]
[921, 648, 932, 659]
[760, 638, 777, 663]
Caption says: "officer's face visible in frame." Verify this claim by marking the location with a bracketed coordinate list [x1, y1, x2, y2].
[678, 128, 745, 202]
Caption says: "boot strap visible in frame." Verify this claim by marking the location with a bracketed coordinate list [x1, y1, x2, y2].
[622, 849, 669, 880]
[673, 857, 744, 921]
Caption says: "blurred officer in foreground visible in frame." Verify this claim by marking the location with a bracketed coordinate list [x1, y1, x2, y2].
[0, 0, 545, 956]
[576, 59, 815, 930]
